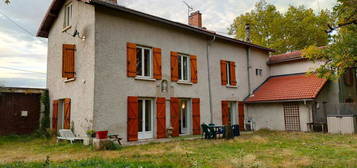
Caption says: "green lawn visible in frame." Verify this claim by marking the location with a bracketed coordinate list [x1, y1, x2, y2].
[1, 130, 357, 168]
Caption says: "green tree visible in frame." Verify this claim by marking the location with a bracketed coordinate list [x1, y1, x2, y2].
[302, 0, 357, 79]
[229, 0, 332, 54]
[3, 0, 10, 4]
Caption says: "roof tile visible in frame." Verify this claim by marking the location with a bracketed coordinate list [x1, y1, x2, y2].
[245, 74, 327, 103]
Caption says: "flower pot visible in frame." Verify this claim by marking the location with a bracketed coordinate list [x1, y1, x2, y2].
[96, 131, 108, 139]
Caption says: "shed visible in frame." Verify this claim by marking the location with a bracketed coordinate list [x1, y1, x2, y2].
[0, 87, 46, 136]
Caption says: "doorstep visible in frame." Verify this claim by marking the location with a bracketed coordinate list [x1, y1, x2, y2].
[122, 135, 201, 146]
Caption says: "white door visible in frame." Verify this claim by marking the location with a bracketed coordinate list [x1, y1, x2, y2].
[180, 99, 189, 135]
[138, 99, 154, 139]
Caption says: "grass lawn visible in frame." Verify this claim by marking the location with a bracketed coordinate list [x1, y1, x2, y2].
[1, 130, 357, 168]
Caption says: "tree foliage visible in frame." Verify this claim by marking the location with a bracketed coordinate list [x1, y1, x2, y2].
[229, 0, 333, 54]
[302, 0, 357, 79]
[3, 0, 10, 4]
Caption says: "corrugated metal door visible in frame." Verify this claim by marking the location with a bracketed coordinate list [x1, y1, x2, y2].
[283, 103, 301, 131]
[0, 93, 40, 135]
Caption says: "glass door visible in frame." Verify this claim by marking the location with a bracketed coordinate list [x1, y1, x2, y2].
[179, 99, 189, 135]
[138, 99, 153, 139]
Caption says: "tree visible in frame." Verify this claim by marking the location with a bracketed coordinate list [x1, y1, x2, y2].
[229, 0, 333, 54]
[302, 0, 357, 79]
[3, 0, 10, 4]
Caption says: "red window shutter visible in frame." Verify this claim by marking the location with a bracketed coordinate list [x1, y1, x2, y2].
[62, 44, 76, 79]
[127, 96, 138, 141]
[127, 43, 137, 77]
[192, 98, 201, 135]
[153, 48, 162, 80]
[52, 100, 59, 131]
[63, 98, 71, 129]
[156, 97, 166, 138]
[238, 102, 245, 131]
[220, 60, 227, 85]
[171, 52, 179, 82]
[221, 101, 229, 126]
[170, 97, 179, 137]
[190, 55, 198, 83]
[230, 62, 237, 86]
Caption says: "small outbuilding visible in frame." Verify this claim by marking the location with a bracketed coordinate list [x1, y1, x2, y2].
[0, 87, 46, 136]
[244, 73, 328, 132]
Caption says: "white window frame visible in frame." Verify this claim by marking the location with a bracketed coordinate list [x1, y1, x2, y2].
[178, 54, 191, 82]
[226, 61, 231, 86]
[138, 98, 154, 139]
[136, 46, 153, 79]
[63, 2, 73, 29]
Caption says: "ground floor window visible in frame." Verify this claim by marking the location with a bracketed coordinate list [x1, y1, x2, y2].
[283, 103, 301, 131]
[179, 99, 191, 135]
[138, 99, 154, 139]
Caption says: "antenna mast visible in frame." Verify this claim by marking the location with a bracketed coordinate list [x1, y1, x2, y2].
[183, 1, 194, 21]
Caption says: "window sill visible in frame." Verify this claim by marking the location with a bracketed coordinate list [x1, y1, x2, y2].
[62, 26, 72, 32]
[64, 78, 76, 83]
[135, 76, 156, 81]
[226, 85, 238, 88]
[177, 81, 193, 85]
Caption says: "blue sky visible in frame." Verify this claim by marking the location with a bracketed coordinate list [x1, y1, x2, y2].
[0, 0, 337, 88]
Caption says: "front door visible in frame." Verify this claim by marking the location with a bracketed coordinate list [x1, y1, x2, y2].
[138, 99, 154, 139]
[179, 99, 189, 135]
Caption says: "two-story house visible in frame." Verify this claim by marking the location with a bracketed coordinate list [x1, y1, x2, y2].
[37, 0, 273, 141]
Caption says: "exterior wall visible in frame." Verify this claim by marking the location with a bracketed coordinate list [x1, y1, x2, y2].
[247, 102, 312, 131]
[93, 6, 270, 140]
[269, 60, 320, 76]
[47, 0, 96, 136]
[250, 48, 270, 90]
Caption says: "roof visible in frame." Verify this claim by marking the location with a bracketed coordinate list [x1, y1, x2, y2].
[37, 0, 275, 52]
[267, 50, 306, 65]
[245, 74, 328, 103]
[0, 87, 47, 94]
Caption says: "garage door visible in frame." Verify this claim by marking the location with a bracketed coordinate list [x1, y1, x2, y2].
[283, 103, 301, 131]
[0, 93, 40, 135]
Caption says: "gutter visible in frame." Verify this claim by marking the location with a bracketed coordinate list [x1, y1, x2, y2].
[244, 99, 315, 104]
[207, 35, 216, 124]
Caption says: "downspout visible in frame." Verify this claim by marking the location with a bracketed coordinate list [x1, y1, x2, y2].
[207, 34, 216, 124]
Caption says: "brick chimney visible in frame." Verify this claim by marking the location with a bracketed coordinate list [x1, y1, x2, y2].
[188, 11, 202, 28]
[102, 0, 117, 4]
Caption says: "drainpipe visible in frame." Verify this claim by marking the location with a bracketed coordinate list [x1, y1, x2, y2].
[245, 24, 252, 95]
[207, 35, 216, 124]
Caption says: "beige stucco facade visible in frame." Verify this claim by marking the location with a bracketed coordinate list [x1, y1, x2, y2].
[46, 1, 271, 139]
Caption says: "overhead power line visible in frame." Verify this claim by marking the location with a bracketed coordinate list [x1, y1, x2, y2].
[0, 66, 46, 74]
[0, 9, 46, 43]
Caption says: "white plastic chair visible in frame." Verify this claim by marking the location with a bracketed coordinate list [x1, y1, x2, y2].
[57, 129, 83, 144]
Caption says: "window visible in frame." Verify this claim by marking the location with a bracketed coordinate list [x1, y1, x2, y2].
[136, 46, 152, 78]
[226, 61, 233, 85]
[178, 54, 190, 81]
[138, 99, 153, 139]
[179, 99, 190, 135]
[64, 2, 72, 28]
[256, 69, 263, 76]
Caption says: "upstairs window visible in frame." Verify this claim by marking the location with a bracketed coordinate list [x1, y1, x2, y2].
[62, 44, 76, 80]
[226, 62, 232, 85]
[178, 54, 190, 81]
[64, 2, 72, 28]
[256, 69, 263, 76]
[220, 60, 237, 86]
[136, 46, 152, 78]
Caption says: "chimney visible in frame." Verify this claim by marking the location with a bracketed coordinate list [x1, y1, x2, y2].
[245, 24, 251, 42]
[102, 0, 117, 4]
[188, 11, 202, 28]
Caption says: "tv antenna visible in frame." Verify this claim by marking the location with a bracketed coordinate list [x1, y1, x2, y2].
[183, 1, 194, 19]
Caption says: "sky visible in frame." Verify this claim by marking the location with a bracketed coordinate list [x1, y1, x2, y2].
[0, 0, 337, 88]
